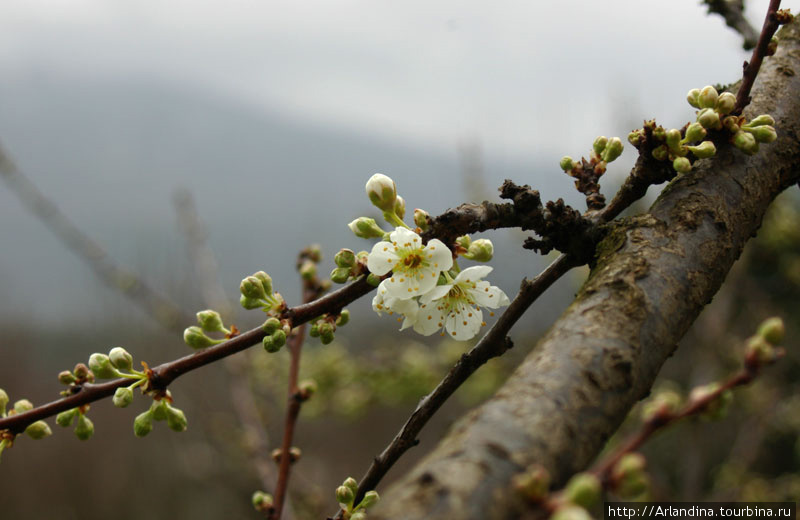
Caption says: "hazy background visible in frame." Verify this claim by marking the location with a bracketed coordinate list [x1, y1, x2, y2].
[1, 2, 794, 519]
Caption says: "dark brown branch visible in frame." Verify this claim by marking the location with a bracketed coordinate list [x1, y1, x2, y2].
[0, 276, 375, 435]
[734, 0, 786, 114]
[0, 145, 192, 332]
[704, 0, 760, 49]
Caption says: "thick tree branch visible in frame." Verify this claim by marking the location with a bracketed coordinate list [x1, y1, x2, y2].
[371, 17, 800, 520]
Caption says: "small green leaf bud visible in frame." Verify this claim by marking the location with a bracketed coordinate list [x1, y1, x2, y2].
[651, 145, 669, 161]
[601, 137, 623, 163]
[240, 276, 267, 300]
[0, 388, 8, 413]
[299, 260, 317, 281]
[665, 129, 682, 153]
[733, 131, 759, 155]
[108, 347, 134, 371]
[698, 85, 719, 109]
[722, 116, 740, 133]
[687, 88, 701, 108]
[413, 208, 430, 230]
[343, 477, 359, 494]
[688, 141, 716, 159]
[564, 472, 602, 509]
[318, 321, 335, 345]
[56, 408, 77, 427]
[134, 410, 153, 437]
[745, 114, 775, 127]
[685, 122, 707, 143]
[359, 490, 380, 509]
[113, 387, 134, 408]
[366, 273, 381, 287]
[240, 294, 263, 310]
[253, 271, 273, 295]
[252, 491, 274, 512]
[463, 238, 494, 262]
[551, 505, 593, 520]
[366, 173, 398, 212]
[196, 310, 225, 334]
[330, 267, 350, 284]
[593, 136, 608, 155]
[746, 125, 777, 143]
[394, 195, 406, 220]
[58, 370, 77, 385]
[348, 217, 387, 239]
[716, 92, 736, 115]
[335, 249, 356, 268]
[336, 309, 350, 327]
[559, 156, 575, 172]
[25, 420, 52, 440]
[14, 399, 33, 414]
[697, 108, 721, 129]
[183, 326, 219, 350]
[88, 353, 116, 379]
[166, 405, 188, 432]
[75, 413, 94, 441]
[757, 317, 785, 345]
[336, 486, 354, 507]
[673, 157, 692, 174]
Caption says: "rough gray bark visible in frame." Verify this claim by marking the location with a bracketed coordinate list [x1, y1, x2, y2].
[372, 19, 800, 520]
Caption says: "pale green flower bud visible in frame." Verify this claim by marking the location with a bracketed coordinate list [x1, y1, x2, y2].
[252, 491, 273, 512]
[25, 420, 52, 440]
[697, 108, 721, 129]
[262, 335, 278, 352]
[641, 389, 682, 422]
[343, 477, 359, 494]
[601, 137, 623, 163]
[413, 208, 430, 230]
[58, 370, 77, 385]
[689, 383, 732, 420]
[336, 309, 350, 326]
[108, 347, 134, 371]
[716, 92, 736, 115]
[348, 217, 386, 239]
[166, 405, 188, 432]
[673, 157, 692, 174]
[318, 322, 335, 345]
[746, 125, 777, 143]
[757, 317, 785, 345]
[196, 310, 225, 334]
[455, 235, 471, 249]
[75, 413, 94, 441]
[628, 130, 642, 146]
[330, 267, 351, 284]
[745, 335, 774, 365]
[614, 452, 646, 480]
[240, 276, 267, 300]
[113, 387, 134, 408]
[366, 173, 398, 212]
[253, 271, 273, 295]
[745, 114, 775, 127]
[551, 505, 593, 520]
[359, 490, 380, 509]
[559, 156, 575, 172]
[0, 388, 8, 413]
[685, 122, 707, 143]
[593, 136, 608, 155]
[335, 249, 356, 268]
[698, 85, 719, 109]
[262, 317, 281, 334]
[240, 295, 263, 310]
[299, 260, 317, 281]
[56, 408, 77, 427]
[394, 195, 406, 220]
[308, 323, 320, 337]
[183, 326, 219, 350]
[14, 399, 34, 414]
[564, 472, 602, 509]
[134, 410, 153, 437]
[652, 126, 666, 141]
[151, 400, 168, 421]
[463, 238, 494, 262]
[665, 129, 682, 153]
[366, 273, 381, 287]
[688, 141, 716, 159]
[687, 88, 702, 108]
[298, 379, 318, 400]
[733, 131, 759, 155]
[88, 353, 116, 379]
[722, 116, 740, 133]
[336, 485, 354, 507]
[271, 330, 287, 349]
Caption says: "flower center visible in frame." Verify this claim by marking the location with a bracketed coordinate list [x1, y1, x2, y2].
[403, 253, 423, 269]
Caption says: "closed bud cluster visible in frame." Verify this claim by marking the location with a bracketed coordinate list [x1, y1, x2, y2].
[336, 309, 351, 327]
[665, 129, 682, 154]
[335, 249, 356, 268]
[744, 125, 777, 144]
[89, 353, 117, 379]
[108, 347, 134, 372]
[651, 145, 669, 161]
[463, 238, 494, 262]
[716, 92, 736, 115]
[56, 408, 78, 428]
[685, 122, 707, 143]
[593, 136, 608, 155]
[318, 321, 335, 345]
[733, 131, 759, 155]
[698, 85, 719, 109]
[336, 485, 355, 508]
[697, 108, 721, 130]
[58, 370, 77, 385]
[559, 156, 575, 172]
[601, 137, 624, 163]
[564, 472, 602, 509]
[196, 310, 226, 334]
[330, 267, 351, 284]
[365, 173, 397, 212]
[687, 88, 702, 108]
[628, 130, 643, 146]
[263, 329, 287, 353]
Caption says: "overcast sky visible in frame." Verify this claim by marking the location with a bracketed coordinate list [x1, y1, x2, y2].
[0, 1, 776, 162]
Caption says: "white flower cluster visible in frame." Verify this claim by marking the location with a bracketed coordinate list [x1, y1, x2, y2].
[367, 227, 510, 340]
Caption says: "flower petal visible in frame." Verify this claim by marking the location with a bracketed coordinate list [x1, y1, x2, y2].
[382, 273, 421, 299]
[471, 282, 510, 308]
[424, 239, 453, 272]
[420, 284, 451, 304]
[454, 265, 492, 283]
[449, 304, 482, 340]
[390, 227, 421, 246]
[367, 241, 396, 276]
[413, 306, 445, 336]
